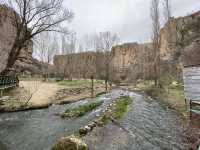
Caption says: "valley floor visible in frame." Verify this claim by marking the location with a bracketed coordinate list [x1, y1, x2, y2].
[0, 79, 105, 112]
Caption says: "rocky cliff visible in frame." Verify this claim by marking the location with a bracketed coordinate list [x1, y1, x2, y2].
[159, 10, 200, 81]
[0, 5, 42, 75]
[0, 5, 16, 73]
[111, 10, 200, 82]
[53, 10, 200, 83]
[54, 52, 98, 79]
[110, 42, 154, 82]
[160, 11, 200, 66]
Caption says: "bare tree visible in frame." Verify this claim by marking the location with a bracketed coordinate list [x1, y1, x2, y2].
[34, 32, 59, 79]
[94, 31, 119, 92]
[161, 0, 173, 90]
[60, 32, 77, 80]
[163, 0, 171, 22]
[151, 0, 160, 87]
[1, 0, 73, 75]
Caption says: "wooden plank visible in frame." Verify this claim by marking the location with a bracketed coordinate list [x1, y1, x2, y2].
[190, 109, 200, 115]
[183, 66, 200, 101]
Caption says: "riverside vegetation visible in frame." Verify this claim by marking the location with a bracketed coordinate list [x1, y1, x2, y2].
[60, 101, 103, 118]
[52, 96, 133, 150]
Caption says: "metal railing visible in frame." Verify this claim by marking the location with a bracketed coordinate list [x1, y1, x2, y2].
[0, 76, 19, 97]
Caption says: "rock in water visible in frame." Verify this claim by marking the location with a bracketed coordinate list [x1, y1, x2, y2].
[52, 136, 88, 150]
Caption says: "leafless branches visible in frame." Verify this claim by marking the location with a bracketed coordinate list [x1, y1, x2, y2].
[151, 0, 160, 86]
[1, 0, 73, 74]
[94, 31, 120, 91]
[163, 0, 171, 22]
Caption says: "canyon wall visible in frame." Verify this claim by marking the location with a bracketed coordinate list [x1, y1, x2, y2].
[53, 10, 200, 83]
[0, 5, 17, 73]
[110, 42, 154, 82]
[159, 10, 200, 82]
[0, 5, 42, 75]
[160, 11, 200, 65]
[54, 52, 99, 79]
[111, 10, 200, 83]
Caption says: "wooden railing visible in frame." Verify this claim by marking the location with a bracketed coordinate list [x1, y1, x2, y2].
[0, 76, 19, 97]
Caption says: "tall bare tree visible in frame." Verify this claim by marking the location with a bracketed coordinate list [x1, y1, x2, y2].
[95, 32, 119, 91]
[151, 0, 160, 87]
[162, 0, 173, 89]
[34, 32, 59, 79]
[1, 0, 73, 75]
[163, 0, 171, 22]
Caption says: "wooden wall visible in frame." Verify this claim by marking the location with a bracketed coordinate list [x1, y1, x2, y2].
[183, 66, 200, 101]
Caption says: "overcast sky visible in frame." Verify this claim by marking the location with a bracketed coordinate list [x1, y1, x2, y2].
[64, 0, 200, 44]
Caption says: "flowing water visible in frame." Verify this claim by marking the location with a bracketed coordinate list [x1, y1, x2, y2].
[0, 89, 187, 150]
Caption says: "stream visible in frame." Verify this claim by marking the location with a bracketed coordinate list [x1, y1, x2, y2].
[0, 89, 188, 150]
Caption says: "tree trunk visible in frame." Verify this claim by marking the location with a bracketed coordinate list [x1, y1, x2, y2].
[105, 79, 108, 92]
[1, 44, 21, 75]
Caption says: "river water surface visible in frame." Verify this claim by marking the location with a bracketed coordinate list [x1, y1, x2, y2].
[0, 89, 188, 150]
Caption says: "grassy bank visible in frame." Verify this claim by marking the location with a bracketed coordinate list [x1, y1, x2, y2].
[99, 96, 133, 124]
[57, 79, 103, 88]
[95, 92, 106, 97]
[136, 80, 187, 117]
[60, 101, 103, 118]
[53, 96, 133, 149]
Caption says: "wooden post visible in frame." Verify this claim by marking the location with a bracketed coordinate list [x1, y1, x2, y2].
[190, 100, 192, 120]
[0, 90, 3, 98]
[91, 75, 94, 98]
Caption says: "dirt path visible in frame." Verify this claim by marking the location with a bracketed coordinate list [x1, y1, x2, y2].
[20, 81, 64, 105]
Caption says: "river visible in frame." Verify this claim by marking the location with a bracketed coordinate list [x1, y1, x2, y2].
[0, 89, 188, 150]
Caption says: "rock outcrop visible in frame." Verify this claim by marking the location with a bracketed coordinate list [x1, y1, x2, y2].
[110, 42, 154, 82]
[159, 10, 200, 81]
[54, 52, 102, 79]
[0, 5, 16, 73]
[111, 10, 200, 82]
[0, 5, 42, 75]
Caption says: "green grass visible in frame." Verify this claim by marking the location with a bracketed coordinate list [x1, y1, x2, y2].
[99, 96, 133, 124]
[144, 83, 188, 117]
[136, 80, 154, 90]
[57, 79, 103, 87]
[60, 101, 103, 118]
[95, 92, 106, 97]
[112, 96, 133, 119]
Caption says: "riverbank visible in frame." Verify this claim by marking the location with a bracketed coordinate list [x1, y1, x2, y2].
[126, 80, 200, 149]
[0, 89, 190, 150]
[82, 90, 188, 150]
[0, 79, 105, 112]
[52, 95, 133, 150]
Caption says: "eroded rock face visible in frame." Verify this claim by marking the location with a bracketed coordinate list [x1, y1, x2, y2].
[156, 11, 200, 65]
[159, 11, 200, 81]
[111, 10, 200, 82]
[0, 5, 16, 73]
[54, 52, 101, 79]
[110, 42, 154, 82]
[0, 4, 42, 75]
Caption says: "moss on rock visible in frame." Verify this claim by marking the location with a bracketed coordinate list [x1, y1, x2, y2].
[52, 136, 88, 150]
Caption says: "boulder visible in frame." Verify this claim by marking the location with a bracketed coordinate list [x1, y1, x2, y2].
[52, 136, 88, 150]
[79, 128, 87, 136]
